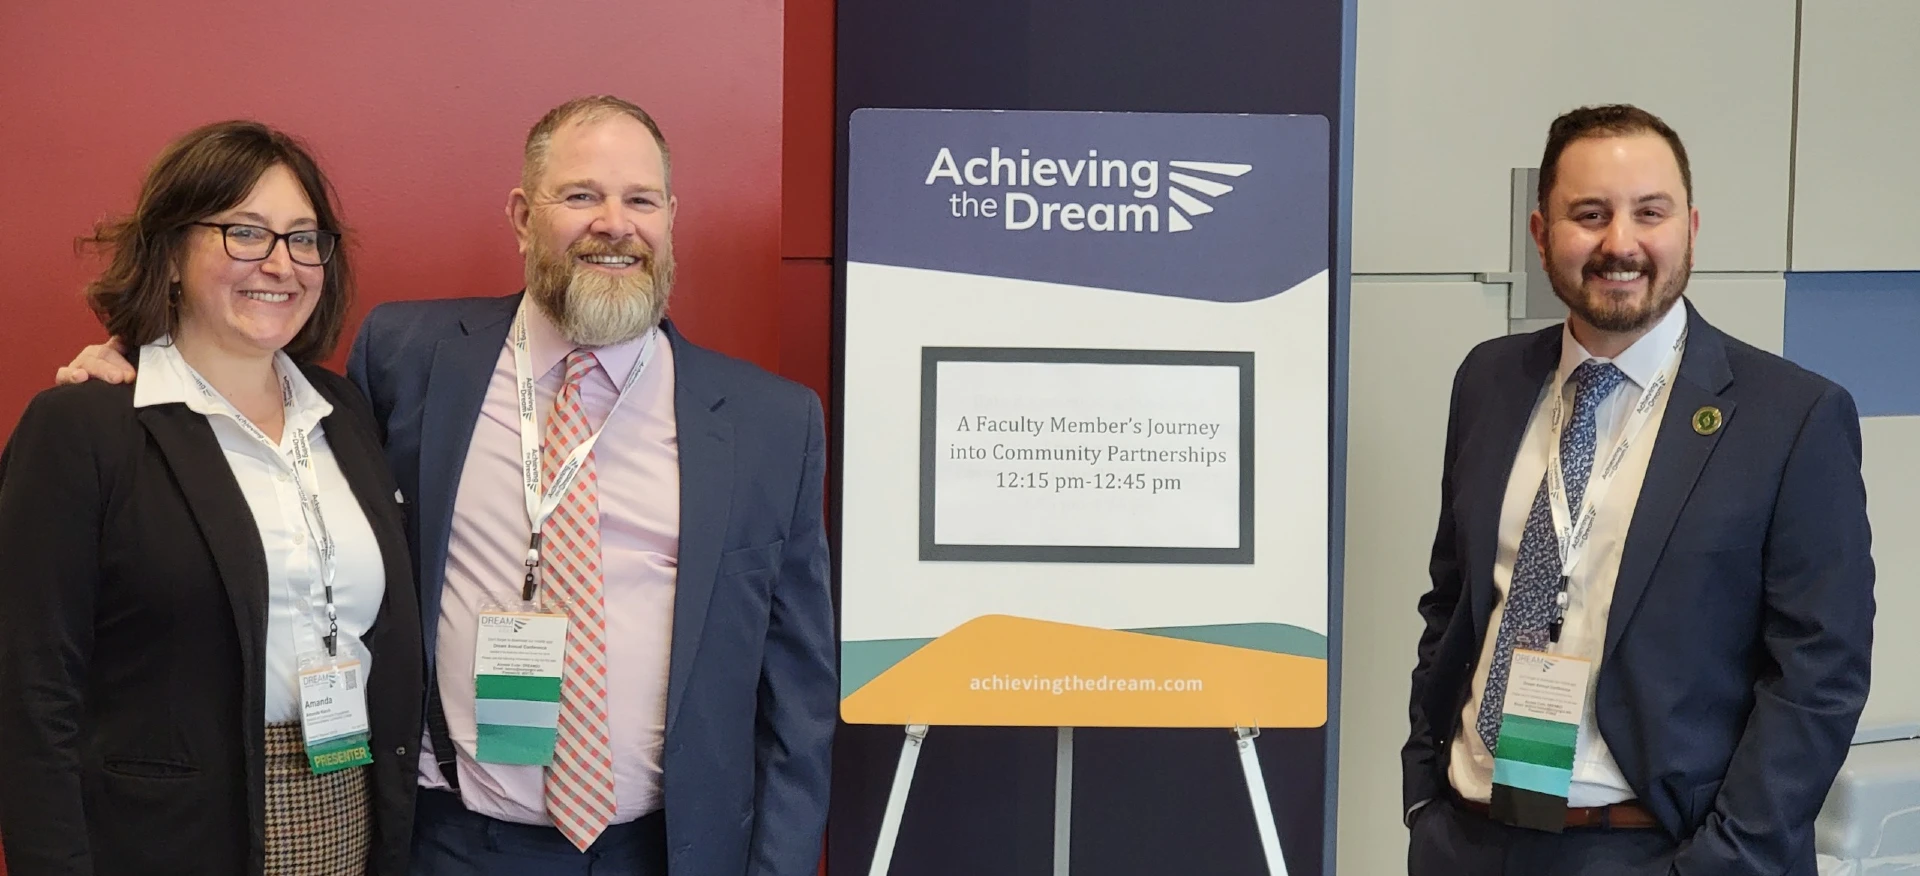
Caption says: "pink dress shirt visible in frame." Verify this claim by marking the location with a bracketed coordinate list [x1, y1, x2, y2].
[417, 304, 680, 825]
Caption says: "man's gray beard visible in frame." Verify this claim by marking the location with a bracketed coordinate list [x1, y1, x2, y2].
[526, 257, 672, 348]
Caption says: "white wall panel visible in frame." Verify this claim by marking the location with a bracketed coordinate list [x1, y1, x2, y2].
[1790, 2, 1920, 271]
[1353, 0, 1796, 275]
[1337, 281, 1508, 876]
[1685, 275, 1787, 355]
[1859, 416, 1920, 734]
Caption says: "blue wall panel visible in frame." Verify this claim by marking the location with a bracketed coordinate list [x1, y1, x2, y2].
[1784, 272, 1920, 418]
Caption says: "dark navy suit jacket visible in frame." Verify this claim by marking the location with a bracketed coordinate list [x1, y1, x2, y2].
[1404, 302, 1874, 875]
[347, 293, 835, 876]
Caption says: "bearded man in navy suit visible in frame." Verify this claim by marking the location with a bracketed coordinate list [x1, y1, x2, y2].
[1403, 104, 1874, 876]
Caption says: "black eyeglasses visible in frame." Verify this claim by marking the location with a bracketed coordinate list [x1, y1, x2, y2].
[189, 222, 340, 267]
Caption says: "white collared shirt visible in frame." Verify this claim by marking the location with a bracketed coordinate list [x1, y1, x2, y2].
[1448, 301, 1688, 807]
[133, 340, 385, 722]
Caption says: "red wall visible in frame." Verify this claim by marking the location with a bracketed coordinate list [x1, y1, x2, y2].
[0, 0, 794, 431]
[782, 0, 838, 410]
[0, 0, 839, 869]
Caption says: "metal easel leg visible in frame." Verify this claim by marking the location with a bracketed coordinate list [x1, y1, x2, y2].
[1236, 726, 1290, 876]
[1054, 727, 1073, 876]
[867, 724, 931, 876]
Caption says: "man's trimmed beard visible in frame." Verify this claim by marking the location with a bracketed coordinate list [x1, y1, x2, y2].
[524, 234, 675, 348]
[1545, 234, 1692, 335]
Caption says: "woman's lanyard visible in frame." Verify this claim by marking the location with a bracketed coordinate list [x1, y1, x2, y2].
[186, 364, 341, 657]
[510, 300, 659, 602]
[1541, 327, 1686, 642]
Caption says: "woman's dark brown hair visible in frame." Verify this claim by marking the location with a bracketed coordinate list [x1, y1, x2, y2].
[81, 120, 352, 363]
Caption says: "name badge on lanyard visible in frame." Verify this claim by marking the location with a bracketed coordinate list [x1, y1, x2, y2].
[1490, 650, 1591, 832]
[298, 656, 374, 774]
[186, 360, 373, 774]
[471, 300, 657, 766]
[472, 610, 569, 765]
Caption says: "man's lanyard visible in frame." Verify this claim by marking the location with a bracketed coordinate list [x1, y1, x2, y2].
[185, 363, 341, 657]
[1541, 327, 1687, 642]
[511, 299, 659, 601]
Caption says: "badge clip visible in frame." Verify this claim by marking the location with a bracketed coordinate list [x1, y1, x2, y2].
[521, 533, 543, 602]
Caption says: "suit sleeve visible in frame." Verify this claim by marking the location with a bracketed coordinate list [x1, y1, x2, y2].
[0, 392, 108, 876]
[346, 306, 383, 441]
[748, 391, 836, 876]
[1671, 386, 1874, 876]
[1403, 355, 1473, 820]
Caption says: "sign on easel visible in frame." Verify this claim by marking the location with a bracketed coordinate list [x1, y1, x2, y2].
[840, 108, 1331, 876]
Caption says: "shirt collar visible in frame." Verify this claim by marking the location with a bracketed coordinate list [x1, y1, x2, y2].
[133, 338, 333, 435]
[131, 340, 198, 410]
[1558, 297, 1688, 391]
[524, 299, 655, 389]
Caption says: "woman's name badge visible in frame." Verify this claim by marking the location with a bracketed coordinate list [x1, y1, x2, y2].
[297, 658, 374, 775]
[473, 609, 568, 766]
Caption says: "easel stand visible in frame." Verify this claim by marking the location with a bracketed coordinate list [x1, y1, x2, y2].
[1235, 726, 1290, 875]
[866, 724, 929, 876]
[866, 725, 1289, 876]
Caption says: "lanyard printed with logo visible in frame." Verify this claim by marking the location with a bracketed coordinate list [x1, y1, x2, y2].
[185, 363, 341, 657]
[511, 298, 659, 602]
[469, 303, 656, 767]
[186, 359, 373, 773]
[1540, 327, 1686, 642]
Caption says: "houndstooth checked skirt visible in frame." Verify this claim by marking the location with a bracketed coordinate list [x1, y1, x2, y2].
[264, 721, 371, 875]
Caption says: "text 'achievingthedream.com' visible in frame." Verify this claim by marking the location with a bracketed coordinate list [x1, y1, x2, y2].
[967, 674, 1204, 696]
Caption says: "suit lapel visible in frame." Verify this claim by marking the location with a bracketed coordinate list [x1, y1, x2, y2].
[664, 323, 733, 737]
[1603, 306, 1735, 661]
[415, 296, 518, 657]
[137, 405, 271, 724]
[1468, 328, 1561, 645]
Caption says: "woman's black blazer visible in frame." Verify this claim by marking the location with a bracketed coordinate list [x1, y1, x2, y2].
[0, 361, 423, 876]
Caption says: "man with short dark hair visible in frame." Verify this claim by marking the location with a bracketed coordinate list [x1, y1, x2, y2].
[1403, 104, 1874, 875]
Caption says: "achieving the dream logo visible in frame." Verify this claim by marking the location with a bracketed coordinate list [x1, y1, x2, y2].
[923, 147, 1251, 234]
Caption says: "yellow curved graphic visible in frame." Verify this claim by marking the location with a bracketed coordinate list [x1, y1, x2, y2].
[840, 614, 1326, 728]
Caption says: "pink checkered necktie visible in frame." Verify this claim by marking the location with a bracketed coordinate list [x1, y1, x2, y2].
[540, 349, 616, 850]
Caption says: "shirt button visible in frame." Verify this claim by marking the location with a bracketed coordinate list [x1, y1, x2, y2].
[396, 745, 408, 757]
[276, 471, 291, 484]
[292, 531, 306, 546]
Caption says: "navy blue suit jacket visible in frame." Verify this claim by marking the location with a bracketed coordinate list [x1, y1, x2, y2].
[347, 293, 835, 876]
[1404, 302, 1874, 875]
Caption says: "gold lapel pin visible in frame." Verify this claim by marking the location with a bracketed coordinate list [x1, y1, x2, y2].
[1692, 406, 1724, 436]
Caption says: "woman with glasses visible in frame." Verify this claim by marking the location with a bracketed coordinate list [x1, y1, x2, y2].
[0, 121, 421, 876]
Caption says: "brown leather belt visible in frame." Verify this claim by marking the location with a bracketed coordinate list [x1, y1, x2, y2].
[1461, 798, 1658, 830]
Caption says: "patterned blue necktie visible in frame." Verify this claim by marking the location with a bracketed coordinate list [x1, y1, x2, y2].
[1476, 360, 1627, 753]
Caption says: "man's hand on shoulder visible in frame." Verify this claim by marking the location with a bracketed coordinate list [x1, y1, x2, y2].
[54, 338, 134, 385]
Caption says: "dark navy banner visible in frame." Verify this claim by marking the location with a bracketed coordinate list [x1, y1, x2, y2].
[848, 109, 1328, 302]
